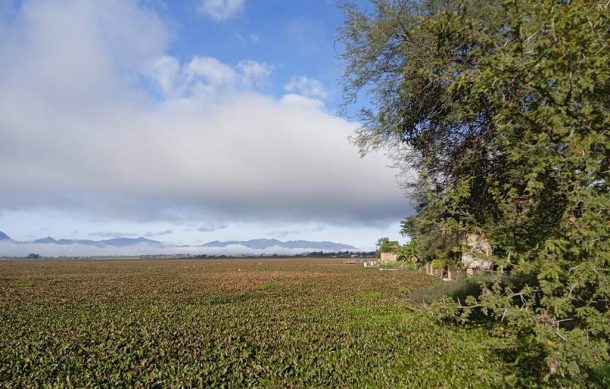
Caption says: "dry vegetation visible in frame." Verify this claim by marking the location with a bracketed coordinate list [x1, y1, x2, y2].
[1, 259, 514, 387]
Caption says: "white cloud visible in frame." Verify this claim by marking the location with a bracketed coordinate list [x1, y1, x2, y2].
[146, 56, 272, 98]
[237, 59, 272, 86]
[89, 231, 138, 238]
[0, 0, 409, 229]
[146, 55, 181, 97]
[279, 93, 325, 110]
[266, 225, 325, 238]
[234, 33, 260, 43]
[284, 76, 328, 99]
[145, 229, 173, 237]
[197, 224, 228, 233]
[199, 0, 244, 22]
[186, 56, 236, 85]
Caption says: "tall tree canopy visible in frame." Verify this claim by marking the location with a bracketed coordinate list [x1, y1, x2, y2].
[339, 0, 609, 384]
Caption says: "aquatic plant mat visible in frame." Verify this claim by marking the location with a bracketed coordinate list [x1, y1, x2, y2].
[1, 259, 517, 387]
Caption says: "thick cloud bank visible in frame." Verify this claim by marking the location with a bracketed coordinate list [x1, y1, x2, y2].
[0, 1, 408, 227]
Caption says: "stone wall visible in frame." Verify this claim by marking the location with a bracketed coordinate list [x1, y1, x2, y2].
[380, 252, 397, 261]
[461, 232, 493, 270]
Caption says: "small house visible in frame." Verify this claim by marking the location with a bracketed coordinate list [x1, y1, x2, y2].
[379, 241, 400, 261]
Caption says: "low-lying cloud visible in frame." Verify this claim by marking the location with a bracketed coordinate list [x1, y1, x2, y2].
[89, 231, 139, 238]
[266, 226, 326, 239]
[196, 224, 229, 233]
[144, 229, 173, 237]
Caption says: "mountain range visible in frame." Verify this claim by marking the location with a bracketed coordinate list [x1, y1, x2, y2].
[201, 239, 355, 251]
[0, 231, 161, 247]
[33, 236, 162, 247]
[0, 231, 356, 252]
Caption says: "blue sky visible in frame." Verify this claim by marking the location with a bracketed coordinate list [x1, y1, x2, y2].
[143, 0, 363, 107]
[0, 0, 410, 253]
[165, 1, 344, 96]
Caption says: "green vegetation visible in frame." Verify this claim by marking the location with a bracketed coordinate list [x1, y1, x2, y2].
[378, 261, 403, 270]
[2, 259, 521, 387]
[375, 237, 399, 255]
[340, 0, 609, 384]
[257, 281, 283, 290]
[396, 240, 418, 262]
[430, 259, 444, 270]
[410, 275, 498, 305]
[362, 290, 382, 299]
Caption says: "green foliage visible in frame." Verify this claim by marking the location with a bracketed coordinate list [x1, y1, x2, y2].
[376, 236, 400, 254]
[430, 259, 445, 270]
[258, 281, 283, 290]
[340, 0, 610, 385]
[378, 260, 418, 270]
[362, 290, 382, 299]
[410, 275, 502, 305]
[396, 239, 418, 262]
[0, 259, 517, 387]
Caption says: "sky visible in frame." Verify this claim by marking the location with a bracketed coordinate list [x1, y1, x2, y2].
[0, 0, 412, 252]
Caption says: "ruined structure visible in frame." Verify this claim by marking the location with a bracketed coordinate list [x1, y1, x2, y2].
[461, 232, 493, 274]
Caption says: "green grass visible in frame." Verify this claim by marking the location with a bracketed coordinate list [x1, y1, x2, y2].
[0, 259, 518, 387]
[361, 290, 381, 299]
[19, 280, 33, 288]
[257, 281, 283, 290]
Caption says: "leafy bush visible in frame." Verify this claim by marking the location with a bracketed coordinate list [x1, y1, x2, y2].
[410, 277, 489, 305]
[396, 240, 418, 262]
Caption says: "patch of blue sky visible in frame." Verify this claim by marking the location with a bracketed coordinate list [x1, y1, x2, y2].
[138, 1, 371, 108]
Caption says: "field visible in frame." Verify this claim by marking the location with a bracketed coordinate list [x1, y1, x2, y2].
[1, 259, 514, 387]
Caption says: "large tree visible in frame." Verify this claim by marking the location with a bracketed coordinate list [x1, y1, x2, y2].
[339, 0, 609, 384]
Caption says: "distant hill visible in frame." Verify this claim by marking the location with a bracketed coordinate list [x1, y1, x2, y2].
[201, 239, 356, 251]
[3, 231, 355, 254]
[33, 236, 161, 247]
[34, 237, 60, 244]
[98, 237, 161, 247]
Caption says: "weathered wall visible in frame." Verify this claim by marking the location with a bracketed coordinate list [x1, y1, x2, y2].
[461, 232, 493, 270]
[380, 252, 397, 261]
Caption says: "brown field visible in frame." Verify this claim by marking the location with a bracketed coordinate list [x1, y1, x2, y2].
[0, 258, 512, 387]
